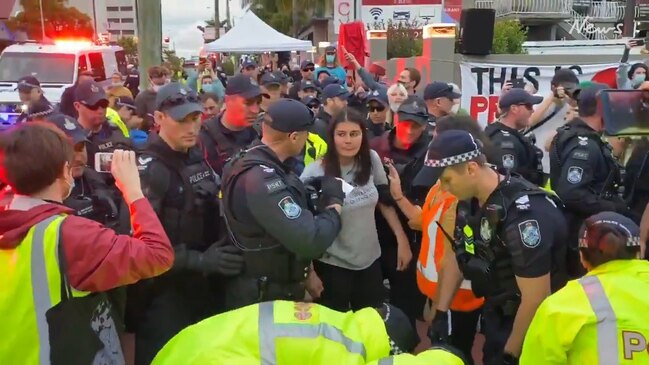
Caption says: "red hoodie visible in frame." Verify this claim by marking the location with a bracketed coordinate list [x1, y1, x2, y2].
[0, 189, 174, 292]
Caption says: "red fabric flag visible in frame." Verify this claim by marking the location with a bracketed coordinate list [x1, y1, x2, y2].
[338, 21, 368, 70]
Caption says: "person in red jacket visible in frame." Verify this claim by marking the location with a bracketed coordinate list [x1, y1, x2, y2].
[0, 122, 174, 364]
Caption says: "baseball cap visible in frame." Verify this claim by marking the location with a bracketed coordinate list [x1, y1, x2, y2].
[264, 99, 314, 133]
[260, 72, 281, 87]
[322, 84, 350, 100]
[300, 60, 315, 70]
[47, 114, 90, 144]
[366, 88, 388, 106]
[578, 211, 641, 250]
[27, 99, 55, 120]
[154, 82, 202, 121]
[225, 74, 262, 99]
[324, 45, 336, 53]
[242, 60, 258, 69]
[74, 81, 108, 106]
[300, 80, 318, 92]
[272, 70, 290, 85]
[375, 303, 418, 355]
[115, 96, 136, 110]
[412, 130, 483, 187]
[577, 82, 608, 117]
[319, 76, 344, 89]
[16, 76, 40, 92]
[498, 88, 543, 109]
[301, 95, 321, 108]
[397, 96, 428, 125]
[424, 82, 461, 101]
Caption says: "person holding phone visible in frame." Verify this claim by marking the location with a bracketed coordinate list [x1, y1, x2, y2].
[616, 38, 648, 90]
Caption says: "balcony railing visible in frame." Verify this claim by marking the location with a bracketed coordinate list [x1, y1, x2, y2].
[586, 2, 625, 21]
[475, 0, 573, 18]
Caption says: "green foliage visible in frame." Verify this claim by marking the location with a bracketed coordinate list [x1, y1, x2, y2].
[367, 20, 424, 59]
[116, 36, 137, 58]
[6, 0, 94, 40]
[251, 0, 327, 36]
[492, 20, 528, 54]
[163, 50, 183, 79]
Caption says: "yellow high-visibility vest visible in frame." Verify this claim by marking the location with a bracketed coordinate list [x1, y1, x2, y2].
[106, 107, 130, 138]
[304, 133, 327, 167]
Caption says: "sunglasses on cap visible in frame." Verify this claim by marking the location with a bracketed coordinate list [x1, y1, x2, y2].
[302, 67, 315, 72]
[159, 92, 200, 110]
[81, 99, 109, 110]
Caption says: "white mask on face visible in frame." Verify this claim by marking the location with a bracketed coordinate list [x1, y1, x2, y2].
[112, 82, 122, 87]
[389, 102, 402, 113]
[451, 103, 460, 114]
[151, 83, 161, 92]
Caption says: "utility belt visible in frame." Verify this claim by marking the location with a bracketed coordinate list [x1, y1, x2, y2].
[241, 249, 310, 285]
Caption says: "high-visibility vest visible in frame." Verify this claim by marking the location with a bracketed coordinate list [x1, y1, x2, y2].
[106, 107, 130, 138]
[152, 300, 391, 365]
[304, 133, 327, 167]
[520, 259, 649, 364]
[416, 182, 484, 312]
[0, 214, 90, 364]
[367, 347, 465, 365]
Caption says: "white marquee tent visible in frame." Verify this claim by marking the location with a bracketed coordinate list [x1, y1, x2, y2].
[204, 11, 313, 53]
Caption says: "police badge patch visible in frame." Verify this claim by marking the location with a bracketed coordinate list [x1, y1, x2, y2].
[278, 196, 302, 219]
[567, 166, 583, 184]
[518, 220, 541, 248]
[502, 154, 515, 169]
[480, 217, 492, 242]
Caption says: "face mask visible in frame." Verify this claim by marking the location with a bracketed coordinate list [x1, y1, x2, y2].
[202, 83, 216, 94]
[451, 104, 460, 114]
[63, 174, 75, 200]
[112, 82, 122, 87]
[632, 73, 646, 88]
[151, 83, 161, 92]
[325, 55, 335, 64]
[389, 102, 402, 113]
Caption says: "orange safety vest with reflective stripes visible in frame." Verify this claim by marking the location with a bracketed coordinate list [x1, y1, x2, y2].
[416, 182, 484, 312]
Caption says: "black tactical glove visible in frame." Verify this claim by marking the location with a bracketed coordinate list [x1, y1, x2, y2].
[201, 243, 245, 276]
[428, 310, 450, 345]
[320, 176, 345, 207]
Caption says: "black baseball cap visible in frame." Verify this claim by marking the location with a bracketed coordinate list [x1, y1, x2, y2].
[242, 60, 258, 69]
[424, 82, 461, 101]
[226, 74, 262, 99]
[47, 114, 90, 144]
[154, 82, 202, 121]
[300, 80, 318, 92]
[16, 76, 41, 92]
[578, 211, 641, 250]
[264, 99, 314, 133]
[272, 70, 290, 85]
[397, 96, 428, 125]
[115, 96, 136, 110]
[319, 76, 343, 89]
[301, 95, 321, 107]
[260, 72, 281, 87]
[324, 45, 336, 53]
[498, 88, 543, 109]
[300, 60, 315, 69]
[366, 88, 388, 106]
[578, 83, 608, 117]
[74, 81, 108, 106]
[412, 130, 483, 187]
[322, 84, 350, 100]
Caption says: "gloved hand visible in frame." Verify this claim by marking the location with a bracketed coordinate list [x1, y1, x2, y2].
[201, 243, 245, 276]
[428, 310, 450, 345]
[488, 353, 519, 365]
[93, 191, 118, 219]
[320, 176, 345, 206]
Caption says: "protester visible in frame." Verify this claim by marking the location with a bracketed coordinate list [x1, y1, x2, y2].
[316, 46, 347, 81]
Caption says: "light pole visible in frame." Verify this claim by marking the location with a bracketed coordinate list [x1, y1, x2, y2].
[38, 0, 46, 40]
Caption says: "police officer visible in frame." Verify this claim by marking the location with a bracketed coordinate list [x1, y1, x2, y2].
[416, 130, 568, 364]
[130, 82, 244, 365]
[550, 83, 631, 278]
[221, 99, 344, 310]
[16, 75, 51, 123]
[423, 81, 461, 132]
[312, 83, 349, 142]
[485, 89, 545, 186]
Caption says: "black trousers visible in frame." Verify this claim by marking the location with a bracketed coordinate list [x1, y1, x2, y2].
[450, 308, 481, 365]
[313, 259, 384, 312]
[481, 305, 515, 365]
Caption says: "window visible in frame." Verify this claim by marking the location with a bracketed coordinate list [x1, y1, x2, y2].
[120, 6, 134, 11]
[121, 18, 134, 23]
[0, 53, 75, 84]
[88, 52, 106, 81]
[122, 30, 135, 35]
[107, 6, 119, 11]
[78, 55, 88, 73]
[107, 18, 120, 23]
[108, 30, 121, 35]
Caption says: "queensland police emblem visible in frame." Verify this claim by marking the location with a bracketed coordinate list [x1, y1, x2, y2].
[518, 220, 541, 248]
[502, 154, 515, 169]
[294, 302, 313, 321]
[278, 196, 302, 219]
[480, 217, 492, 242]
[567, 166, 583, 184]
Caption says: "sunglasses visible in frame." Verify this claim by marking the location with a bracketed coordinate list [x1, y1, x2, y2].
[326, 52, 336, 56]
[159, 92, 200, 111]
[302, 67, 315, 72]
[81, 100, 109, 110]
[245, 66, 257, 71]
[307, 103, 320, 109]
[368, 105, 386, 112]
[245, 95, 263, 106]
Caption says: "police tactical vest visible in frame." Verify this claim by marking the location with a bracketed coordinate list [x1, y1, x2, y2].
[201, 117, 259, 174]
[222, 146, 311, 284]
[485, 123, 544, 186]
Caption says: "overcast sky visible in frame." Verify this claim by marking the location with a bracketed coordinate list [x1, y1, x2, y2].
[161, 0, 243, 58]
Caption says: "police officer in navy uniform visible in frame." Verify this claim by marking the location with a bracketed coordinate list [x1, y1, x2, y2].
[549, 83, 632, 278]
[415, 130, 568, 365]
[485, 89, 546, 186]
[15, 75, 52, 124]
[221, 99, 344, 310]
[129, 82, 244, 365]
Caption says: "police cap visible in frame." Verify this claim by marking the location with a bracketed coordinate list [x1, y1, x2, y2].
[365, 88, 388, 106]
[423, 81, 461, 101]
[578, 211, 641, 250]
[272, 70, 290, 85]
[16, 75, 41, 92]
[577, 83, 608, 117]
[498, 88, 543, 109]
[264, 99, 314, 133]
[397, 95, 428, 125]
[154, 82, 202, 121]
[75, 81, 108, 106]
[226, 74, 262, 99]
[322, 84, 350, 100]
[300, 80, 319, 92]
[319, 76, 344, 89]
[260, 72, 281, 87]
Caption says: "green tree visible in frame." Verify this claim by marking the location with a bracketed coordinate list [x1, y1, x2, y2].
[492, 20, 528, 54]
[6, 0, 94, 40]
[251, 0, 328, 36]
[368, 20, 424, 59]
[117, 36, 137, 58]
[163, 49, 183, 79]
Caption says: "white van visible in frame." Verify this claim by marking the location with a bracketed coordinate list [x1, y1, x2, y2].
[0, 42, 126, 125]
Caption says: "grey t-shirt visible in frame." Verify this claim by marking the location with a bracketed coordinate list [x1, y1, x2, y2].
[300, 150, 388, 270]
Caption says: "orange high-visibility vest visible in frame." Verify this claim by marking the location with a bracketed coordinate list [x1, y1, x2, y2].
[416, 182, 484, 312]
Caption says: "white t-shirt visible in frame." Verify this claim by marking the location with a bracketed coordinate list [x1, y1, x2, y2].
[531, 102, 571, 173]
[300, 150, 388, 270]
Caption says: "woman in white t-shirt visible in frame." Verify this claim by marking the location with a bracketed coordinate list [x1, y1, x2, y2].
[300, 109, 411, 312]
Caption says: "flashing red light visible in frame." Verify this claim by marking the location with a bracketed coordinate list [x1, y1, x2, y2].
[53, 39, 93, 49]
[164, 37, 170, 43]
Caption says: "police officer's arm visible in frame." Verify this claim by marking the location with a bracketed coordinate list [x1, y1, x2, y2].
[502, 197, 555, 357]
[435, 200, 466, 312]
[244, 167, 341, 259]
[554, 141, 620, 216]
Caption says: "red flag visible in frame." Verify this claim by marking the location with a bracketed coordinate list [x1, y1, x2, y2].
[338, 21, 368, 70]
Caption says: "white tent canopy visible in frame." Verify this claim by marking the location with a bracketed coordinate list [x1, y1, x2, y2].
[204, 11, 313, 53]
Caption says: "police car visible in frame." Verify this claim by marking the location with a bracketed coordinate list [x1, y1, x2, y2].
[0, 40, 126, 126]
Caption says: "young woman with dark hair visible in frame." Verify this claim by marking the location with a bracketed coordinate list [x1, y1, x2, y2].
[301, 109, 411, 312]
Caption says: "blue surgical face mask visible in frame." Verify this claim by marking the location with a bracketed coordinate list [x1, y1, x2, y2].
[325, 55, 335, 64]
[202, 83, 216, 94]
[632, 73, 646, 88]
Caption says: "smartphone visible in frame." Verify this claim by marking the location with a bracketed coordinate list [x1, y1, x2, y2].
[510, 78, 526, 89]
[633, 38, 646, 47]
[598, 89, 649, 136]
[94, 152, 113, 173]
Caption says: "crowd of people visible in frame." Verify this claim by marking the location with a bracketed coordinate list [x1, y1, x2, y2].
[0, 40, 648, 365]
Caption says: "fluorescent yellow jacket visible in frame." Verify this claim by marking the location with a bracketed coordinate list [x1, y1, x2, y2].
[304, 132, 327, 167]
[106, 107, 130, 138]
[0, 214, 90, 364]
[520, 259, 649, 365]
[367, 348, 466, 364]
[152, 300, 391, 365]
